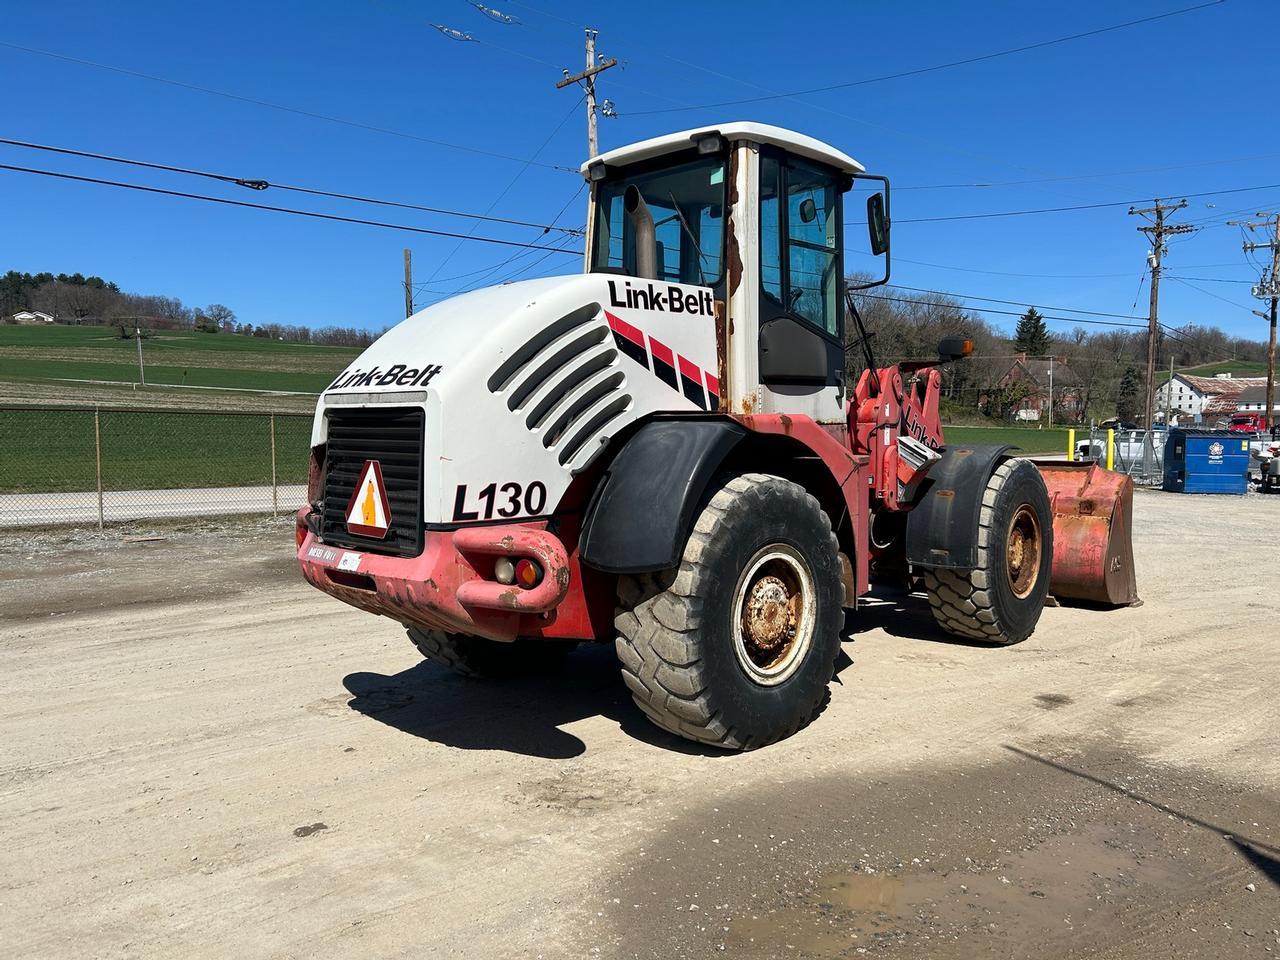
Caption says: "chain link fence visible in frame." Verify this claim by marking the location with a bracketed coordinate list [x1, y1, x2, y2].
[1073, 426, 1167, 483]
[0, 406, 312, 527]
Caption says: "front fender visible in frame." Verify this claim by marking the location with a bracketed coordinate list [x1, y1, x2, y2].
[905, 443, 1016, 569]
[578, 418, 746, 574]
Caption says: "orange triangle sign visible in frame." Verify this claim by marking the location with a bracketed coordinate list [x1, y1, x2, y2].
[345, 460, 392, 539]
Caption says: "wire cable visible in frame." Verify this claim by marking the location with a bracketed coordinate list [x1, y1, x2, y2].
[623, 1, 1225, 116]
[0, 40, 577, 173]
[854, 181, 1280, 226]
[0, 137, 584, 235]
[0, 163, 585, 253]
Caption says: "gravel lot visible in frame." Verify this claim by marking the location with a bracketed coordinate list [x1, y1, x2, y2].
[1, 491, 1277, 959]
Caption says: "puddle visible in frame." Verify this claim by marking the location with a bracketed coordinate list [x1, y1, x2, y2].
[729, 825, 1197, 955]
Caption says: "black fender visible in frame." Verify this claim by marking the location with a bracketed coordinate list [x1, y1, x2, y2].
[579, 418, 747, 574]
[905, 443, 1017, 570]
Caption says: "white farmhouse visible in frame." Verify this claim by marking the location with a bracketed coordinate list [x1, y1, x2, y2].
[1156, 373, 1266, 422]
[11, 310, 54, 324]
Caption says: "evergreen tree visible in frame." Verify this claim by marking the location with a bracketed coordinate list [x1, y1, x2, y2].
[1116, 366, 1141, 422]
[1013, 307, 1052, 356]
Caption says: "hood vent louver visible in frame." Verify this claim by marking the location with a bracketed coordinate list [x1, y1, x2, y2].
[488, 302, 632, 474]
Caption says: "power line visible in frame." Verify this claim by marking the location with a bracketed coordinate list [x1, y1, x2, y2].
[895, 152, 1280, 192]
[622, 1, 1225, 116]
[854, 292, 1148, 330]
[1166, 275, 1256, 312]
[1164, 274, 1253, 283]
[851, 251, 1135, 279]
[0, 137, 584, 235]
[0, 163, 585, 253]
[0, 40, 577, 173]
[422, 93, 584, 287]
[890, 285, 1149, 321]
[856, 181, 1280, 225]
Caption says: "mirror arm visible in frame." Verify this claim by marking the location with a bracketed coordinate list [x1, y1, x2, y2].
[843, 288, 879, 396]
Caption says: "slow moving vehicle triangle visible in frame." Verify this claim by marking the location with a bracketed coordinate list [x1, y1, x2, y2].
[345, 460, 392, 539]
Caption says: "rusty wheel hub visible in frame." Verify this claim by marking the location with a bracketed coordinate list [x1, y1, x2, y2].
[732, 546, 816, 686]
[743, 575, 797, 657]
[1006, 504, 1042, 600]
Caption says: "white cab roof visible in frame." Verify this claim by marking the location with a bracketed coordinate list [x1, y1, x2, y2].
[581, 122, 864, 178]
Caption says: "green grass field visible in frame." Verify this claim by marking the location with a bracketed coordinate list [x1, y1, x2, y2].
[0, 325, 360, 394]
[943, 425, 1074, 455]
[0, 407, 312, 493]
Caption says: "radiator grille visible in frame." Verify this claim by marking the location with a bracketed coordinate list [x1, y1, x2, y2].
[320, 407, 424, 556]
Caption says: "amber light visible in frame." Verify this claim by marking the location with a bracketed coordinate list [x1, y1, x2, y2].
[961, 339, 974, 356]
[514, 558, 543, 589]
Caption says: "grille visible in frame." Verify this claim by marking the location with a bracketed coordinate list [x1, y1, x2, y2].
[320, 406, 424, 556]
[488, 303, 633, 474]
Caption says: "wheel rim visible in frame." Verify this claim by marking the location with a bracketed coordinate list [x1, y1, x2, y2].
[732, 544, 816, 686]
[1005, 504, 1043, 600]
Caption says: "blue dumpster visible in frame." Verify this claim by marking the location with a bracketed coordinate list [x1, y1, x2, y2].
[1162, 429, 1250, 494]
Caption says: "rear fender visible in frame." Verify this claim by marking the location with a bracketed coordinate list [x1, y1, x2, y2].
[905, 444, 1016, 569]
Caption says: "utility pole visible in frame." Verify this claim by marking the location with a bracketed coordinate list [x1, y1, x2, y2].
[403, 248, 414, 319]
[1047, 355, 1054, 430]
[557, 29, 617, 158]
[1129, 199, 1192, 472]
[1232, 212, 1279, 431]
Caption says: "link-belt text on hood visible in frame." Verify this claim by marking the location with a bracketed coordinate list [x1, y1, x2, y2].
[608, 279, 714, 316]
[327, 363, 443, 391]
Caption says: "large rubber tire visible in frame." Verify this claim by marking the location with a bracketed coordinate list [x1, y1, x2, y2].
[614, 473, 844, 750]
[406, 626, 576, 679]
[922, 458, 1053, 644]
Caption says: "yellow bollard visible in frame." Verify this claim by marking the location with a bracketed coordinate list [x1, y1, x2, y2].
[1106, 429, 1115, 470]
[1067, 428, 1075, 460]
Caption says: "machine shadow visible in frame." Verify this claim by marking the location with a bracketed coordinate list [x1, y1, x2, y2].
[343, 643, 729, 759]
[853, 587, 998, 648]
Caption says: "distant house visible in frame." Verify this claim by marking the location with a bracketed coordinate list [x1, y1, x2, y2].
[997, 353, 1084, 422]
[1236, 383, 1279, 417]
[1156, 373, 1266, 422]
[11, 310, 54, 324]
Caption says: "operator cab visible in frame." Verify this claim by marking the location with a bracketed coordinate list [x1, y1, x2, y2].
[582, 122, 889, 423]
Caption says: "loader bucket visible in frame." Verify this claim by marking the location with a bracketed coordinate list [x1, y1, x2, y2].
[1031, 460, 1140, 606]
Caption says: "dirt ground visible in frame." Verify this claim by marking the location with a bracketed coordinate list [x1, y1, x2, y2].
[1, 491, 1278, 959]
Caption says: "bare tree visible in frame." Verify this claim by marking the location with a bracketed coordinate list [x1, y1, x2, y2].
[204, 303, 237, 332]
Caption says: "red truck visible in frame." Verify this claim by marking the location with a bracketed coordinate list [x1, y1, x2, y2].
[1228, 412, 1269, 433]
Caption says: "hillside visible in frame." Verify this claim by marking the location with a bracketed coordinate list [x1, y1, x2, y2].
[0, 325, 360, 409]
[1158, 359, 1269, 382]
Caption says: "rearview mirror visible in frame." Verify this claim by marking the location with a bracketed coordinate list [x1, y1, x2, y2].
[867, 192, 888, 256]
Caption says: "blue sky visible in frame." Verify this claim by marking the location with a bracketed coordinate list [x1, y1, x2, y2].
[3, 0, 1276, 341]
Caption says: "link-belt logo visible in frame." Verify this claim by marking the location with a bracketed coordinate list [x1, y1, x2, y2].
[608, 279, 715, 316]
[327, 363, 443, 391]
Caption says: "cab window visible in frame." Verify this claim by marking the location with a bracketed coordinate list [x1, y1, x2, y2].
[591, 155, 726, 287]
[760, 154, 842, 336]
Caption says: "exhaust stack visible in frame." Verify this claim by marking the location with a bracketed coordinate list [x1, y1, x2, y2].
[624, 184, 658, 280]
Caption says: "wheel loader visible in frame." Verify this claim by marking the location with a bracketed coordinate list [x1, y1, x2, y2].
[296, 122, 1138, 750]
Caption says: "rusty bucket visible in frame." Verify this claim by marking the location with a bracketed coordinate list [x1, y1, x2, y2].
[1031, 460, 1140, 606]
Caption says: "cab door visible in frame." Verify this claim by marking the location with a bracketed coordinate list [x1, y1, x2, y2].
[755, 150, 846, 423]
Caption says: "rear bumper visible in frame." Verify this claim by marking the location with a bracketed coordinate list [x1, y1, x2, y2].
[296, 507, 572, 642]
